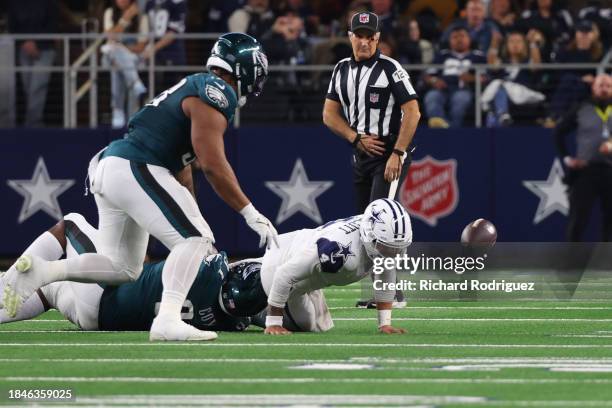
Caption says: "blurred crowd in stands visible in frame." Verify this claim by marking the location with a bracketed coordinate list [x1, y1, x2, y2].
[0, 0, 610, 128]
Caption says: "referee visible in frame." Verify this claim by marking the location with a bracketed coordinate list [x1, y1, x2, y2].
[323, 11, 420, 309]
[323, 11, 421, 212]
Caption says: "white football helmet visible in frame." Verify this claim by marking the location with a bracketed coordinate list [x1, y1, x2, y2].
[360, 199, 413, 259]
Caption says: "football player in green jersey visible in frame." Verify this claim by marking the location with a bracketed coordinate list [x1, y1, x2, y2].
[2, 33, 278, 341]
[0, 213, 267, 332]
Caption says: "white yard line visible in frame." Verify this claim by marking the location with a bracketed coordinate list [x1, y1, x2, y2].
[71, 394, 487, 406]
[554, 335, 612, 338]
[2, 376, 612, 385]
[330, 306, 612, 310]
[0, 342, 610, 348]
[333, 317, 612, 322]
[1, 357, 612, 364]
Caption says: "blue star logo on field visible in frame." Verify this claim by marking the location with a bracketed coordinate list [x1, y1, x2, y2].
[7, 157, 75, 224]
[265, 158, 333, 225]
[522, 158, 569, 224]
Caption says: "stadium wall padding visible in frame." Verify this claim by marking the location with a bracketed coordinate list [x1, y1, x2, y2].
[0, 126, 599, 258]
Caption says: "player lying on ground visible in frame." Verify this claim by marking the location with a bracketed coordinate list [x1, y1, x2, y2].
[1, 33, 277, 341]
[254, 199, 413, 335]
[0, 214, 267, 331]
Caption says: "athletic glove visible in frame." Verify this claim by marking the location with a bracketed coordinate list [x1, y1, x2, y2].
[240, 203, 279, 249]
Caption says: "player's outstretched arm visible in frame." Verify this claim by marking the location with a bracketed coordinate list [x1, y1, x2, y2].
[374, 267, 406, 334]
[185, 97, 250, 211]
[184, 97, 278, 249]
[264, 245, 318, 335]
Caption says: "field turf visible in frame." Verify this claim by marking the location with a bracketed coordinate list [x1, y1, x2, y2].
[1, 283, 612, 407]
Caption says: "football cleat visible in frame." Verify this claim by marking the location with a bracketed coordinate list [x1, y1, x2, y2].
[149, 316, 217, 342]
[2, 255, 45, 318]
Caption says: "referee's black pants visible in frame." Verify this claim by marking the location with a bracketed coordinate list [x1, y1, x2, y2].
[567, 163, 612, 242]
[353, 150, 412, 213]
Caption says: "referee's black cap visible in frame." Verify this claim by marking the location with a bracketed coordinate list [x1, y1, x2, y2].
[350, 12, 379, 34]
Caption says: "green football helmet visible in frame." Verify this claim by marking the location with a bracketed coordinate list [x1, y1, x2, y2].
[219, 261, 267, 318]
[206, 32, 268, 106]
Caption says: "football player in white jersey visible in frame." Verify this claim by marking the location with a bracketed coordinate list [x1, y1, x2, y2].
[259, 198, 412, 335]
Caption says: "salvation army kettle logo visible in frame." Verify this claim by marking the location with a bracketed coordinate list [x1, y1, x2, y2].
[399, 156, 459, 226]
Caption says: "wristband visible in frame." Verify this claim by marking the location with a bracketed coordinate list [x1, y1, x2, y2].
[265, 315, 284, 328]
[377, 309, 392, 328]
[352, 133, 362, 147]
[563, 156, 573, 167]
[393, 148, 404, 157]
[239, 202, 258, 220]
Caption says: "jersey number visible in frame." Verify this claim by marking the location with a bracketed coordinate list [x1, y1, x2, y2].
[146, 78, 187, 107]
[154, 299, 194, 320]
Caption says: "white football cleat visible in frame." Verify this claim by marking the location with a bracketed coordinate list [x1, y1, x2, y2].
[392, 300, 407, 309]
[149, 316, 217, 342]
[2, 255, 46, 318]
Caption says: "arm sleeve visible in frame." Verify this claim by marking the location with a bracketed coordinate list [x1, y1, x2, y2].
[553, 104, 579, 158]
[167, 0, 186, 33]
[268, 244, 319, 308]
[325, 62, 341, 101]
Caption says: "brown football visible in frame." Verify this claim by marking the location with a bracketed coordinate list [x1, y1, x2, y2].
[461, 218, 497, 246]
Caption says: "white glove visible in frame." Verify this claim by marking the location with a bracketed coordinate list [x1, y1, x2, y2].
[240, 203, 279, 249]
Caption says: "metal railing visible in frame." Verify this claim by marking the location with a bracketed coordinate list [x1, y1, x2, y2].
[0, 33, 610, 129]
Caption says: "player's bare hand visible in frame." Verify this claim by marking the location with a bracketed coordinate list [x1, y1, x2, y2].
[358, 135, 385, 157]
[264, 325, 292, 335]
[384, 154, 402, 182]
[379, 325, 406, 334]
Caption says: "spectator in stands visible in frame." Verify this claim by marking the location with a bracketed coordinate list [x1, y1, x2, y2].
[578, 1, 612, 50]
[395, 17, 434, 64]
[489, 0, 519, 34]
[554, 73, 612, 242]
[482, 30, 545, 127]
[261, 10, 308, 72]
[546, 20, 604, 127]
[8, 0, 58, 127]
[516, 0, 573, 60]
[278, 0, 320, 36]
[102, 0, 149, 128]
[206, 0, 244, 33]
[228, 0, 275, 39]
[142, 0, 187, 91]
[442, 0, 501, 53]
[371, 0, 396, 38]
[424, 25, 486, 128]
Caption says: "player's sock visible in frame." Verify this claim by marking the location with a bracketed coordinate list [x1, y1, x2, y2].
[51, 253, 132, 285]
[0, 289, 46, 323]
[156, 237, 213, 321]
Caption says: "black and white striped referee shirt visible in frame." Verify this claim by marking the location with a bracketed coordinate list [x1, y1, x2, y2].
[326, 50, 418, 138]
